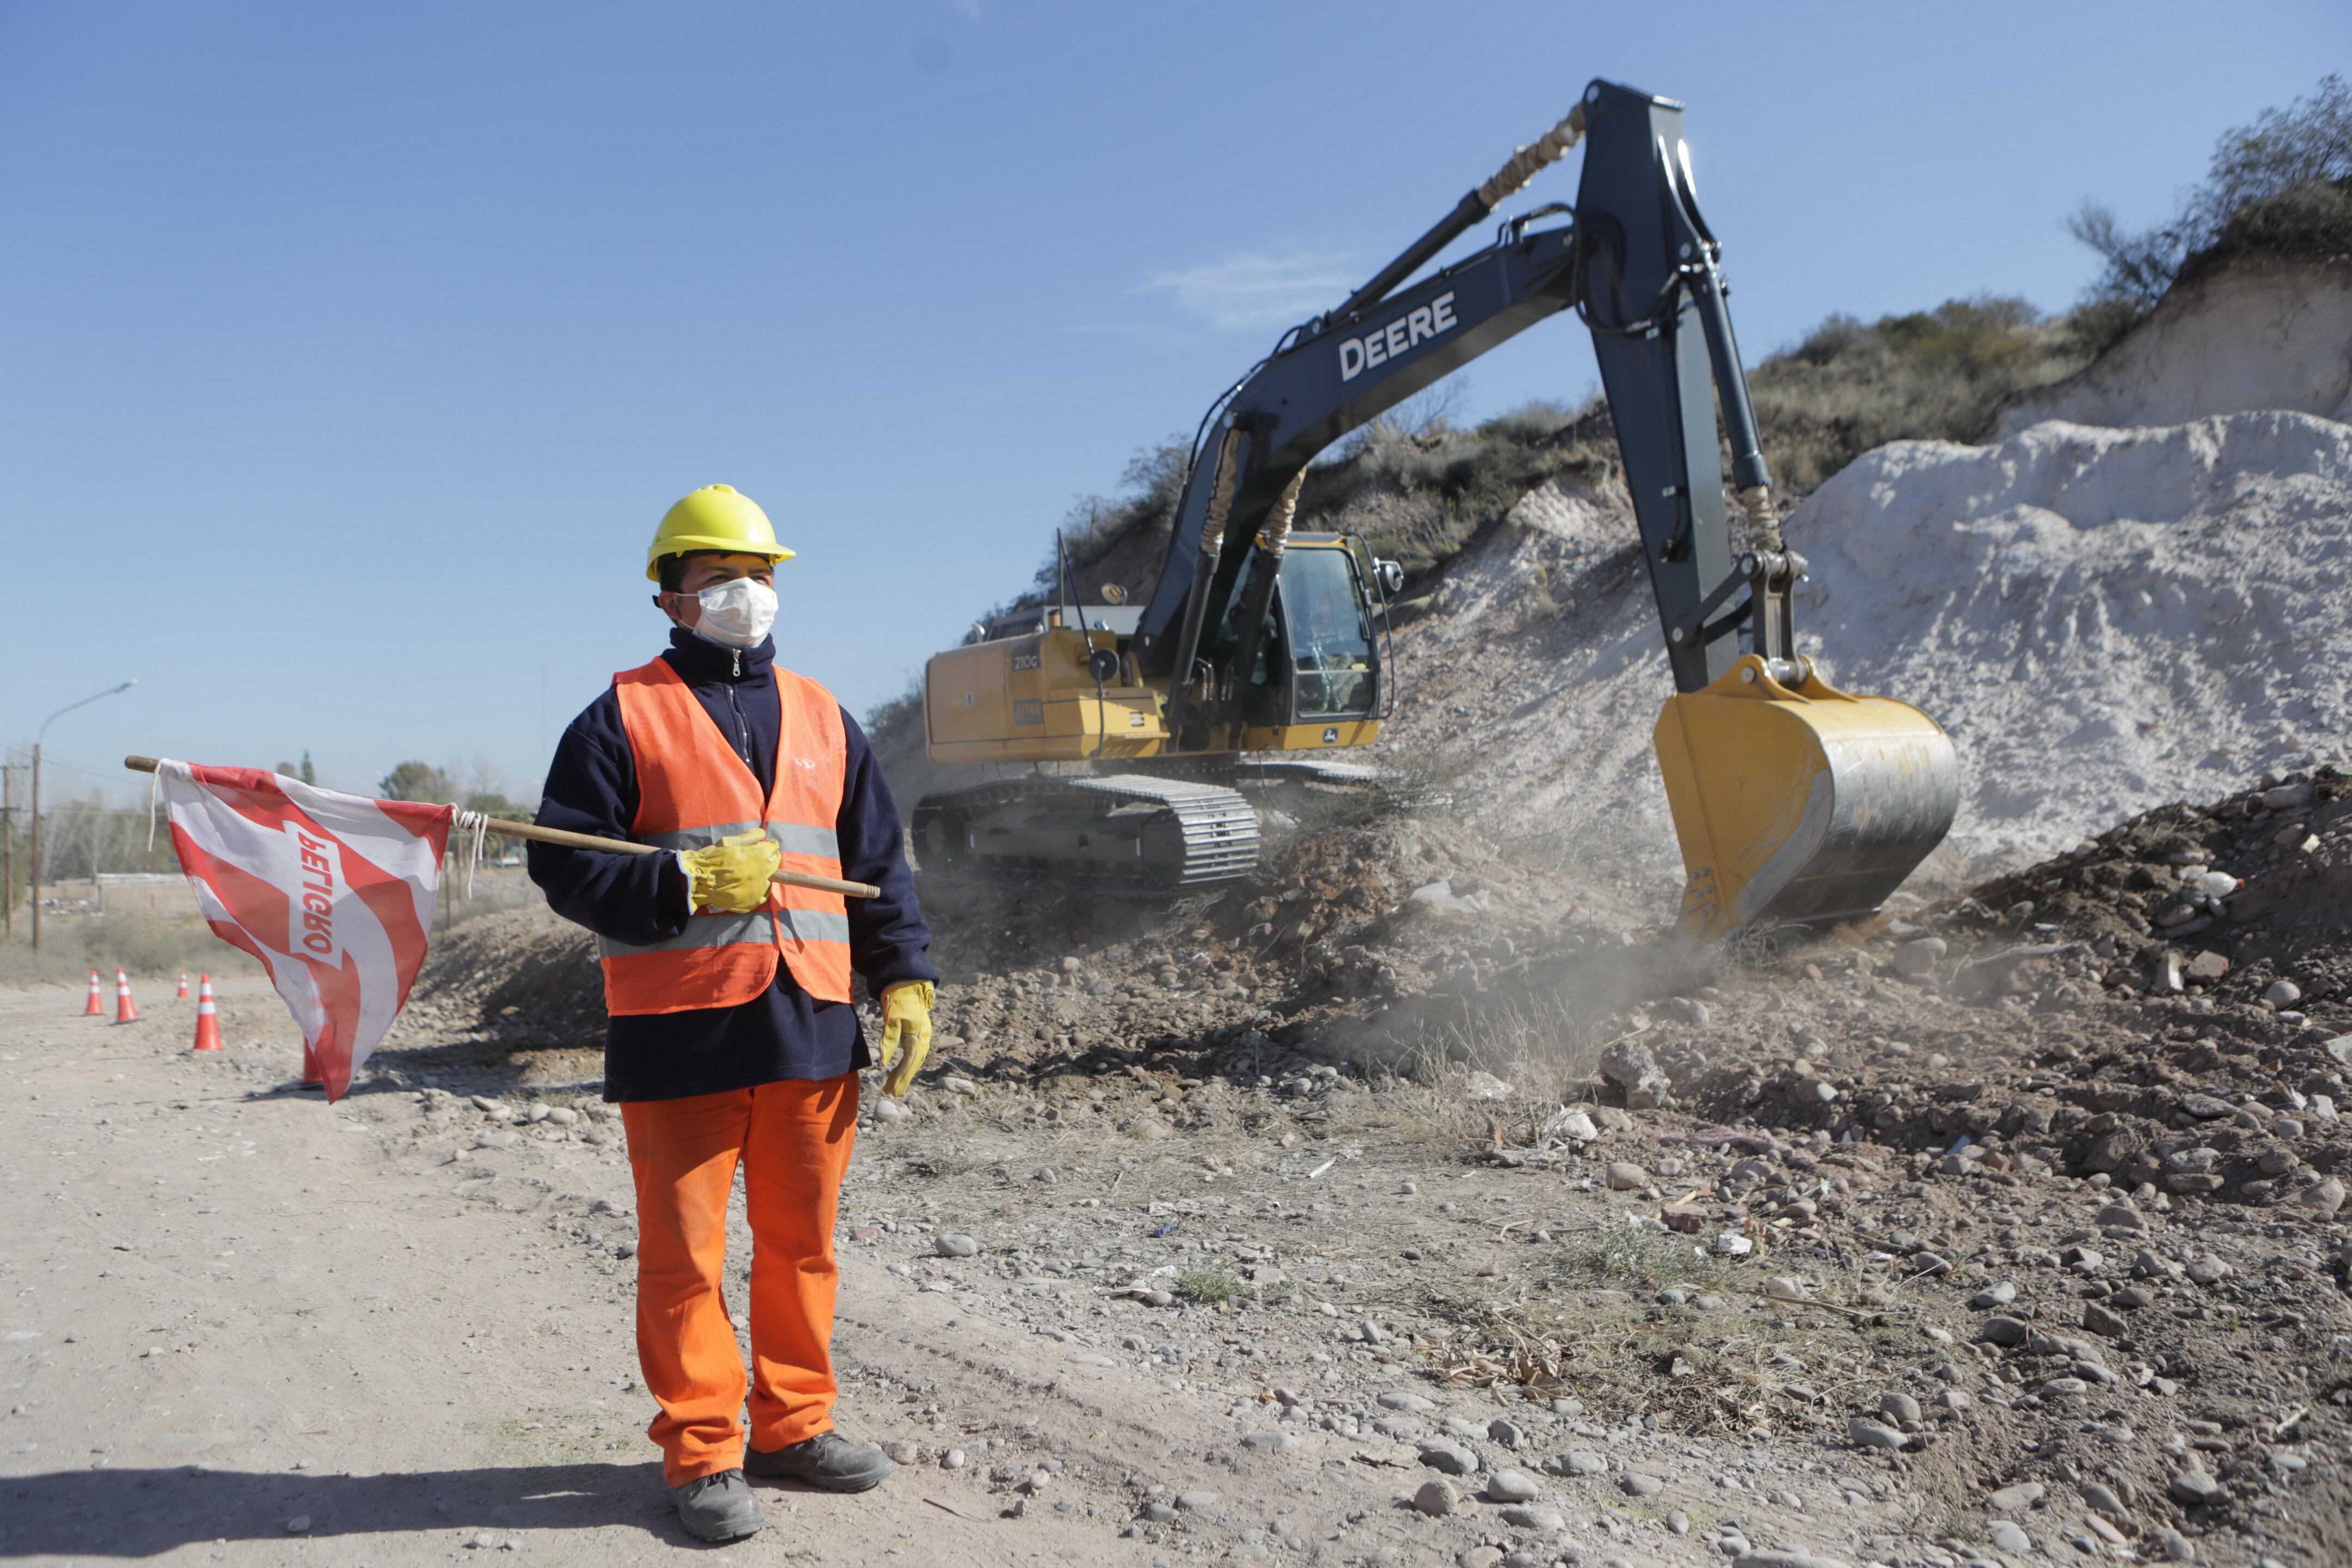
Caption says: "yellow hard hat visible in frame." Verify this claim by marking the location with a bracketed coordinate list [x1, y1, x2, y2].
[645, 483, 797, 581]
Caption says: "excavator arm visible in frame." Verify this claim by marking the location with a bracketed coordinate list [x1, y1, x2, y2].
[1135, 78, 1958, 939]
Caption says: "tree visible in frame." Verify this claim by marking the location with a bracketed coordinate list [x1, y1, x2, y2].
[379, 762, 454, 803]
[2073, 74, 2352, 323]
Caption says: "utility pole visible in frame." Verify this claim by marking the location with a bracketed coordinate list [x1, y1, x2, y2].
[1, 762, 17, 941]
[31, 679, 138, 953]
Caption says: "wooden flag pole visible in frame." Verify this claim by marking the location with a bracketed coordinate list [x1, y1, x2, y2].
[124, 756, 880, 899]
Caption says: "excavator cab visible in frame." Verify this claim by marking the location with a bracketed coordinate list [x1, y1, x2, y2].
[1211, 537, 1383, 742]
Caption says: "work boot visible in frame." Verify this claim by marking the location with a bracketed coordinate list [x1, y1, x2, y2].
[672, 1468, 764, 1541]
[745, 1431, 895, 1492]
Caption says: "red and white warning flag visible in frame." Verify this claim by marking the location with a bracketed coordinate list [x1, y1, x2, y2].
[154, 761, 455, 1101]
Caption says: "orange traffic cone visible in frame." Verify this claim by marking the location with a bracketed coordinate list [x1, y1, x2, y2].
[113, 969, 140, 1024]
[175, 972, 189, 1001]
[83, 971, 103, 1015]
[191, 976, 222, 1052]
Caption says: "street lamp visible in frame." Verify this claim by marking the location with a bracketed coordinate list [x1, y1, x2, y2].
[29, 679, 137, 953]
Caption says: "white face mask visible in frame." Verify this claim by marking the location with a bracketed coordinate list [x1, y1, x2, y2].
[688, 576, 777, 650]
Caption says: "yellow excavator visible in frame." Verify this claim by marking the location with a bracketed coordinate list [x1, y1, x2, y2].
[914, 79, 1959, 942]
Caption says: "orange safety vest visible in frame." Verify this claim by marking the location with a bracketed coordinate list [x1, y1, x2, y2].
[597, 656, 853, 1013]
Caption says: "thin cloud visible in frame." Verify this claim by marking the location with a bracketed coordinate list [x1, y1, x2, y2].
[1139, 252, 1358, 330]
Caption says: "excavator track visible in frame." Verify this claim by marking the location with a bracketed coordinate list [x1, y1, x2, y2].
[910, 774, 1260, 891]
[1232, 757, 1452, 812]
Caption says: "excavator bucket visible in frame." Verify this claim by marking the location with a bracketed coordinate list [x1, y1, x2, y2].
[1653, 654, 1959, 942]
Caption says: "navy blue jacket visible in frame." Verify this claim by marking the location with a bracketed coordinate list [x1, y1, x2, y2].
[528, 627, 936, 1102]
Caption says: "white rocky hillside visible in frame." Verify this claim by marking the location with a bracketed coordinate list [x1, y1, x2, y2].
[1369, 411, 2352, 885]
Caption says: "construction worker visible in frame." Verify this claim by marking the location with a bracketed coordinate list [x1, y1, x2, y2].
[528, 484, 938, 1543]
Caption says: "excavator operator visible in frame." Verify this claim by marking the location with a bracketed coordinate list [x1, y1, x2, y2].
[528, 483, 939, 1542]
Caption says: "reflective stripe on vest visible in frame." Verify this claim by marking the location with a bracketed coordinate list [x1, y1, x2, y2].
[600, 657, 853, 1013]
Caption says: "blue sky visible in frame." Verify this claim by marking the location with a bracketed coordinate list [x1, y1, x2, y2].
[3, 1, 2343, 805]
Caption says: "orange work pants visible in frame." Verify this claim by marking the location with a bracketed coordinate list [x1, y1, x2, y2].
[621, 1074, 859, 1486]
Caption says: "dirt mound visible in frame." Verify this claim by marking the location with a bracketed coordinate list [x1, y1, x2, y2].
[413, 904, 603, 1050]
[1968, 763, 2352, 1014]
[1995, 255, 2352, 436]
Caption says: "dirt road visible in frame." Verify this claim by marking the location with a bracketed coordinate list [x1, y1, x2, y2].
[8, 941, 2344, 1568]
[0, 976, 1927, 1568]
[0, 977, 1173, 1566]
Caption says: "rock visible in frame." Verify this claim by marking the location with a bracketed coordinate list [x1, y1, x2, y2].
[2169, 1469, 2225, 1506]
[1551, 1109, 1599, 1143]
[942, 1075, 978, 1095]
[1848, 1419, 1906, 1451]
[1986, 1481, 2045, 1512]
[1463, 1071, 1514, 1101]
[1617, 1472, 1663, 1496]
[1376, 1390, 1435, 1413]
[544, 1106, 577, 1126]
[1968, 1281, 2016, 1308]
[2112, 1284, 2153, 1308]
[1891, 937, 1946, 978]
[2178, 1094, 2233, 1120]
[1877, 1392, 1921, 1425]
[1486, 1418, 1524, 1448]
[2293, 1177, 2347, 1216]
[1732, 1553, 1855, 1568]
[2061, 1245, 2106, 1272]
[1986, 1520, 2031, 1553]
[1604, 1161, 1650, 1191]
[1762, 1276, 1811, 1302]
[1500, 1504, 1565, 1531]
[1459, 1549, 1504, 1568]
[2078, 1481, 2128, 1517]
[942, 1448, 967, 1469]
[1412, 1478, 1456, 1517]
[1485, 1468, 1541, 1503]
[1908, 1251, 1950, 1276]
[2184, 951, 2230, 983]
[1174, 1489, 1220, 1510]
[469, 1094, 504, 1114]
[883, 1440, 921, 1463]
[285, 1516, 311, 1535]
[2152, 1525, 2197, 1560]
[1419, 1442, 1478, 1476]
[2262, 781, 2315, 810]
[1934, 1389, 1973, 1412]
[871, 1099, 911, 1124]
[2264, 979, 2303, 1007]
[2095, 1203, 2147, 1231]
[1557, 1449, 1607, 1476]
[1597, 1038, 1671, 1107]
[934, 1233, 979, 1258]
[473, 1129, 521, 1149]
[2083, 1302, 2130, 1338]
[2184, 1256, 2232, 1284]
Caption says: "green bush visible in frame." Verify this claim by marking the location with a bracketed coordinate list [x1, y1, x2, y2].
[1747, 297, 2093, 493]
[862, 678, 926, 753]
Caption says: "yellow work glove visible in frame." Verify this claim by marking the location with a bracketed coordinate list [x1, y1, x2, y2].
[876, 980, 935, 1097]
[676, 828, 780, 914]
